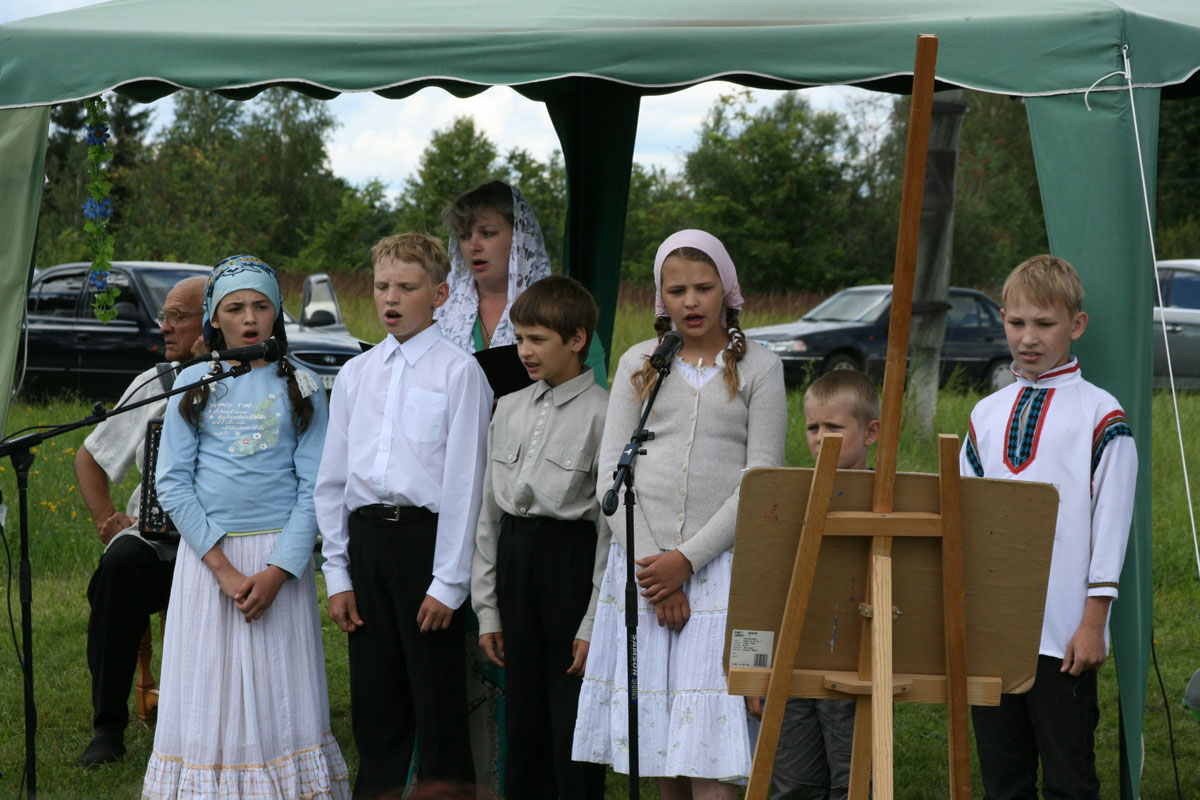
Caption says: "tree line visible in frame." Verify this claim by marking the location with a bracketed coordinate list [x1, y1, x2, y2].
[36, 87, 1200, 296]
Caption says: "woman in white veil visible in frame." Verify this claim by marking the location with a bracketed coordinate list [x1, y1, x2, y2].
[439, 180, 608, 383]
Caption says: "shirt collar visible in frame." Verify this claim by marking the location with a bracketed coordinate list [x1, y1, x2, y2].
[1013, 356, 1082, 388]
[380, 323, 442, 366]
[532, 367, 595, 406]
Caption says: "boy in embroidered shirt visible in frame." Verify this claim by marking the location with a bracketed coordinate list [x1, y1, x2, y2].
[961, 254, 1136, 800]
[753, 370, 878, 800]
[471, 275, 609, 799]
[315, 233, 492, 796]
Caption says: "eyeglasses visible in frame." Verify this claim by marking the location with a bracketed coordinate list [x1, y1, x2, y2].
[156, 309, 201, 326]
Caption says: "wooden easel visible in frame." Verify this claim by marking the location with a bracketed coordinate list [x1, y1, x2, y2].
[733, 34, 978, 800]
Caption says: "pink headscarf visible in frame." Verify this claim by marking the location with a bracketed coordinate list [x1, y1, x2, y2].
[653, 229, 745, 327]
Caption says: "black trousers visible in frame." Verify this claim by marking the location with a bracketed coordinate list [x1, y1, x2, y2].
[86, 534, 174, 736]
[497, 514, 606, 800]
[972, 654, 1101, 800]
[347, 509, 473, 799]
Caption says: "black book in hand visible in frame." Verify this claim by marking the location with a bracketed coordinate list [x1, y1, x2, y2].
[473, 344, 533, 399]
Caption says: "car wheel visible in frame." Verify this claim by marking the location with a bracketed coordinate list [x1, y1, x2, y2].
[986, 358, 1015, 391]
[822, 353, 862, 375]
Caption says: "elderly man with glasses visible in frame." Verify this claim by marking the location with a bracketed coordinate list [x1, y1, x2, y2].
[72, 276, 207, 767]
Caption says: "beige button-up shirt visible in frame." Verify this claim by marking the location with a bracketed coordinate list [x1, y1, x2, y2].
[471, 368, 611, 641]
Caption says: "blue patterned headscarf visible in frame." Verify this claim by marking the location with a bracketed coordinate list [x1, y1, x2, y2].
[203, 255, 284, 345]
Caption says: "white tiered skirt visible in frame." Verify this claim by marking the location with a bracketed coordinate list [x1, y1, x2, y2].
[572, 543, 755, 781]
[143, 532, 349, 799]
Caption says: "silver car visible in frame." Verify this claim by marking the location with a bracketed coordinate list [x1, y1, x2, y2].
[1153, 259, 1200, 389]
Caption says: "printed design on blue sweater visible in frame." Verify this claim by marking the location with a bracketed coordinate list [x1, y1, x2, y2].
[1003, 387, 1054, 474]
[206, 392, 283, 456]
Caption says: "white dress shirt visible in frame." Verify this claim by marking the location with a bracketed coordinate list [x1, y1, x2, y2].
[315, 323, 493, 609]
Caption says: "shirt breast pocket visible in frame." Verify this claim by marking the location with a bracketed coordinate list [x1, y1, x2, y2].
[543, 446, 594, 504]
[402, 389, 447, 443]
[491, 440, 521, 499]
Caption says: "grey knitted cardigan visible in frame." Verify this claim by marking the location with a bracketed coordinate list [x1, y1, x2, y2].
[596, 337, 787, 573]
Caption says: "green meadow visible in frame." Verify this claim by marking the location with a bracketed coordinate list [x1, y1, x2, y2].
[2, 286, 1198, 798]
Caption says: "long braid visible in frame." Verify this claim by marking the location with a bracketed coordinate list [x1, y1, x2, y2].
[631, 315, 673, 401]
[722, 307, 747, 400]
[273, 327, 314, 434]
[180, 329, 227, 427]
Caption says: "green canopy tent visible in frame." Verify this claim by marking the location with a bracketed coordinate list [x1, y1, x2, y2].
[3, 1, 1199, 794]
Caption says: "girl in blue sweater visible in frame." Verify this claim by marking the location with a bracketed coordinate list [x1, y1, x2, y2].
[144, 256, 348, 800]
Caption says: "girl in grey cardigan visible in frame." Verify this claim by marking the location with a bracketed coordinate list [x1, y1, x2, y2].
[572, 230, 787, 797]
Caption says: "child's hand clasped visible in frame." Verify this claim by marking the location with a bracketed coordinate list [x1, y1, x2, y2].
[636, 550, 694, 604]
[235, 565, 288, 623]
[653, 587, 691, 632]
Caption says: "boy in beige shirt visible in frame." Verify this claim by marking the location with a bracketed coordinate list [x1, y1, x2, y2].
[471, 275, 609, 799]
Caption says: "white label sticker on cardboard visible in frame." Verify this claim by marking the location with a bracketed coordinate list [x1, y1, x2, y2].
[730, 629, 774, 669]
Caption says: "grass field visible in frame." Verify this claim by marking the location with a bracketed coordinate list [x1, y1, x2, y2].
[2, 285, 1199, 798]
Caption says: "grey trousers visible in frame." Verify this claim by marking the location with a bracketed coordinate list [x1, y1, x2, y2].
[770, 697, 857, 800]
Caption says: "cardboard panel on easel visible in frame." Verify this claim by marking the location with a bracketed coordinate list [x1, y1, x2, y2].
[724, 467, 1057, 694]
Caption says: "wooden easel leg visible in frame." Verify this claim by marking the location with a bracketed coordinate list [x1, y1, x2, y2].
[869, 541, 894, 800]
[938, 435, 971, 799]
[744, 435, 843, 800]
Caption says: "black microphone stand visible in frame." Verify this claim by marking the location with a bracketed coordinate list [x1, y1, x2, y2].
[1, 361, 251, 799]
[601, 358, 674, 800]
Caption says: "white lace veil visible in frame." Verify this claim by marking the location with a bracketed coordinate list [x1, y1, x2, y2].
[437, 183, 552, 352]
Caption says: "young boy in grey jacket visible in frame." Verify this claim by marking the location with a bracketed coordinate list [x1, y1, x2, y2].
[471, 275, 609, 800]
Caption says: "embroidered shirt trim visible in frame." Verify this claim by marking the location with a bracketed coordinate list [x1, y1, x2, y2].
[1003, 387, 1054, 474]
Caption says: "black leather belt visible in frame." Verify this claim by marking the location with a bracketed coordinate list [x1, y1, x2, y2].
[500, 513, 595, 535]
[354, 504, 434, 523]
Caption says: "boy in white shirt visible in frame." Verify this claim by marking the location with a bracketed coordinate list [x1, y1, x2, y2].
[961, 254, 1136, 799]
[315, 233, 492, 796]
[471, 276, 609, 799]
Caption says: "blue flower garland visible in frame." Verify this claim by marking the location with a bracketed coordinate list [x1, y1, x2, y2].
[83, 97, 120, 322]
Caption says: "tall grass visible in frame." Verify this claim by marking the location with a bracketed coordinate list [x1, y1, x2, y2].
[4, 289, 1200, 797]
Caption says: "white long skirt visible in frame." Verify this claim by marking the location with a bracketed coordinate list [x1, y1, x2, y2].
[143, 532, 349, 800]
[572, 542, 755, 781]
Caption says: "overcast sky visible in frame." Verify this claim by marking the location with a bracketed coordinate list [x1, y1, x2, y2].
[2, 0, 878, 198]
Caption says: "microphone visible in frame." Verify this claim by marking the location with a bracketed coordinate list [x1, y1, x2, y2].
[649, 330, 684, 370]
[188, 338, 285, 366]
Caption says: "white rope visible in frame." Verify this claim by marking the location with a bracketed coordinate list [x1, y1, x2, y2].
[1117, 44, 1200, 583]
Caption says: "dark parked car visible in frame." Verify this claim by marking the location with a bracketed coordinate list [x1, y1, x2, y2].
[1153, 259, 1200, 389]
[16, 261, 367, 399]
[746, 285, 1013, 389]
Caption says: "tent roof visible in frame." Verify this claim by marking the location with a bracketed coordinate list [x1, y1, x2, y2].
[2, 0, 1200, 110]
